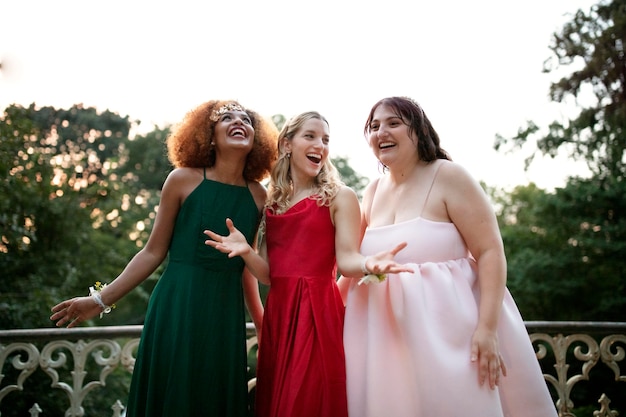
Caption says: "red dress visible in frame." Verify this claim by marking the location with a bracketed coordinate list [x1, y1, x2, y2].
[255, 198, 348, 417]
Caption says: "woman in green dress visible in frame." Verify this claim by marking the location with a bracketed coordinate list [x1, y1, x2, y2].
[50, 99, 278, 416]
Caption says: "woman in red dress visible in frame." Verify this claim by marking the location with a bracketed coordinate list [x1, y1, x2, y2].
[205, 111, 411, 417]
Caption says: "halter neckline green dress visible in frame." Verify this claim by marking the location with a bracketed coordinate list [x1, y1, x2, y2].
[126, 172, 260, 417]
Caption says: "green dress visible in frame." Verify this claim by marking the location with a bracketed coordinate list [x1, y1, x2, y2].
[126, 174, 259, 417]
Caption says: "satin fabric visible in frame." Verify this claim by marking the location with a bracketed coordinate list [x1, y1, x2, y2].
[344, 216, 558, 417]
[255, 198, 348, 417]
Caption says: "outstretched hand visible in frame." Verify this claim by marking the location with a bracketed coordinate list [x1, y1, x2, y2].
[366, 242, 414, 275]
[204, 218, 252, 258]
[50, 296, 101, 328]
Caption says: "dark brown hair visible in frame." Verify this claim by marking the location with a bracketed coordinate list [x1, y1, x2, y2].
[364, 96, 451, 162]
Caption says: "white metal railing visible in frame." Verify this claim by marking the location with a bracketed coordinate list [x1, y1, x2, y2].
[1, 322, 625, 417]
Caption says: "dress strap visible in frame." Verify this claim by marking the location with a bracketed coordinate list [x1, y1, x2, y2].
[419, 160, 445, 217]
[203, 167, 207, 179]
[364, 178, 380, 227]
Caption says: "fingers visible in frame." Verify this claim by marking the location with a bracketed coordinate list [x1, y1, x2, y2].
[225, 218, 237, 232]
[390, 242, 408, 255]
[488, 357, 501, 389]
[50, 300, 83, 328]
[499, 354, 507, 377]
[388, 264, 414, 274]
[472, 348, 504, 390]
[51, 302, 65, 313]
[204, 230, 222, 241]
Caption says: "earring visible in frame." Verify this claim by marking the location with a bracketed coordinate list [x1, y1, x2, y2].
[286, 152, 291, 158]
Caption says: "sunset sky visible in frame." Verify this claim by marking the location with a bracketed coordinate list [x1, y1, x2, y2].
[1, 0, 597, 190]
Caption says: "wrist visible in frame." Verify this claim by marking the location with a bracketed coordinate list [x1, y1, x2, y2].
[360, 256, 371, 276]
[89, 282, 116, 318]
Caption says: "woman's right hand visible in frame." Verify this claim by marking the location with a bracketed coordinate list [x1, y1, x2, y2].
[50, 296, 102, 328]
[204, 218, 251, 258]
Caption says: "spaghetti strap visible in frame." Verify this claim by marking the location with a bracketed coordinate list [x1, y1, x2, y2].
[419, 160, 445, 217]
[364, 178, 380, 227]
[203, 167, 207, 179]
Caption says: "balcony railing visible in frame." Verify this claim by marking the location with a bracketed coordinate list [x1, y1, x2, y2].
[1, 322, 625, 417]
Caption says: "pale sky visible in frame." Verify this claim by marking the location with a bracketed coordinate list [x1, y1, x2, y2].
[1, 0, 597, 190]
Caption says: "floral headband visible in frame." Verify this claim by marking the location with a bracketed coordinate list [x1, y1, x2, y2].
[210, 103, 245, 122]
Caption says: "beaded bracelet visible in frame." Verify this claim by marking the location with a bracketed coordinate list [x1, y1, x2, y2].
[89, 282, 116, 318]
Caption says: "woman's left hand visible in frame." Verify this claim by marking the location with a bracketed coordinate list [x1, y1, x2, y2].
[367, 242, 415, 275]
[470, 327, 507, 390]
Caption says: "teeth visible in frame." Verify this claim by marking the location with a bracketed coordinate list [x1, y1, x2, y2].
[380, 142, 395, 149]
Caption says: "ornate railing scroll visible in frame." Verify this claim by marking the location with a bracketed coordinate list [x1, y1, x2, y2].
[526, 321, 626, 417]
[1, 322, 624, 417]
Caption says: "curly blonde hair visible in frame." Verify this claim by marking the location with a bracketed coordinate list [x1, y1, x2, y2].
[267, 111, 343, 214]
[166, 100, 278, 182]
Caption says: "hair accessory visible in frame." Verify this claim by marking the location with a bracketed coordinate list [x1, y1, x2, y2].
[89, 281, 116, 318]
[210, 103, 245, 122]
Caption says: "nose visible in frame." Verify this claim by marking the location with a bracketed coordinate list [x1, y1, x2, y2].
[376, 125, 388, 138]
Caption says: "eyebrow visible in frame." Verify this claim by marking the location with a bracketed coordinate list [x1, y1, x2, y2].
[224, 111, 250, 118]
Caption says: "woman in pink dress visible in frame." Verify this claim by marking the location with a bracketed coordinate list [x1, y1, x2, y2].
[204, 111, 411, 417]
[338, 97, 558, 417]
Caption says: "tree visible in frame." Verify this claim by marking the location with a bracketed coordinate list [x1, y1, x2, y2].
[493, 180, 626, 321]
[495, 0, 626, 180]
[0, 103, 157, 329]
[491, 0, 626, 322]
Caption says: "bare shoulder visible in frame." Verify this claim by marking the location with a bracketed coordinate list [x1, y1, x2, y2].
[436, 160, 477, 188]
[330, 185, 360, 225]
[360, 177, 379, 205]
[163, 167, 201, 185]
[336, 185, 358, 202]
[161, 167, 204, 204]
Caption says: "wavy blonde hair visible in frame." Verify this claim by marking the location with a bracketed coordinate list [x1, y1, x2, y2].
[266, 111, 343, 214]
[166, 100, 278, 181]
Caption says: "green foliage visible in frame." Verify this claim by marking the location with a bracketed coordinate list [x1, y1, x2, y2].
[0, 103, 161, 329]
[495, 0, 626, 181]
[494, 178, 626, 321]
[0, 103, 164, 415]
[333, 155, 369, 198]
[492, 0, 626, 323]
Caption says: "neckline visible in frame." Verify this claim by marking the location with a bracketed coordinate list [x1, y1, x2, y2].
[270, 195, 316, 215]
[203, 177, 249, 189]
[367, 216, 453, 231]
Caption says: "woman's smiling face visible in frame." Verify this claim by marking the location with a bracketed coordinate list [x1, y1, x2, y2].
[367, 104, 416, 165]
[284, 117, 330, 179]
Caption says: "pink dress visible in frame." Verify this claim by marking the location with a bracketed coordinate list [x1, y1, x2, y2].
[343, 214, 558, 416]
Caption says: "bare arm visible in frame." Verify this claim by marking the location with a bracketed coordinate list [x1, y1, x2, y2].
[242, 266, 263, 342]
[336, 180, 376, 301]
[50, 168, 187, 327]
[440, 162, 508, 389]
[333, 186, 412, 278]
